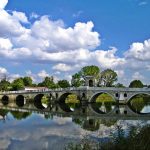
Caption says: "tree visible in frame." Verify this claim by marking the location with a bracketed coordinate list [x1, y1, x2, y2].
[57, 80, 70, 88]
[71, 73, 84, 87]
[0, 79, 10, 91]
[12, 78, 24, 91]
[23, 77, 33, 86]
[80, 65, 100, 79]
[115, 83, 125, 88]
[38, 76, 57, 89]
[100, 69, 117, 87]
[129, 80, 144, 88]
[71, 65, 100, 87]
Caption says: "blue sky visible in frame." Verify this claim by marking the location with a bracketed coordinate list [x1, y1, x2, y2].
[0, 0, 150, 85]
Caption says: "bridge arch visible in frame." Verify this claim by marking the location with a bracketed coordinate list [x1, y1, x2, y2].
[1, 95, 9, 105]
[127, 92, 150, 103]
[58, 92, 81, 112]
[89, 92, 116, 115]
[34, 94, 49, 110]
[127, 93, 150, 114]
[90, 92, 115, 103]
[16, 95, 26, 107]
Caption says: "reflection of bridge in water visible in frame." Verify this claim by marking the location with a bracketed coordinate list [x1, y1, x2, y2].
[0, 87, 150, 117]
[2, 102, 149, 132]
[0, 98, 150, 118]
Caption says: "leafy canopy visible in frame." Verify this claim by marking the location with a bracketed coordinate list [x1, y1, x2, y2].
[129, 80, 144, 88]
[100, 69, 118, 87]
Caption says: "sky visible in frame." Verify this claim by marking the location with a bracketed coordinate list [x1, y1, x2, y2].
[0, 0, 150, 85]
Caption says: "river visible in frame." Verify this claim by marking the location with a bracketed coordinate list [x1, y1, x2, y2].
[0, 95, 150, 150]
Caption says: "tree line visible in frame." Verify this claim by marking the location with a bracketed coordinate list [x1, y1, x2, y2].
[0, 65, 148, 91]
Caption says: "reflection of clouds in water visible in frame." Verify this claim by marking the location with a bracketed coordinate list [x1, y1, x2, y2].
[52, 116, 72, 125]
[141, 106, 150, 113]
[0, 138, 11, 150]
[0, 115, 150, 150]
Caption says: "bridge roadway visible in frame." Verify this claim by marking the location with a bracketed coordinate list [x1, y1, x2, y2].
[0, 86, 150, 104]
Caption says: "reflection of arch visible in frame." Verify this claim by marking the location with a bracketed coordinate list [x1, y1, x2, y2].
[90, 92, 116, 114]
[2, 95, 9, 105]
[58, 93, 80, 112]
[34, 94, 45, 109]
[127, 93, 150, 103]
[16, 95, 25, 107]
[128, 93, 150, 114]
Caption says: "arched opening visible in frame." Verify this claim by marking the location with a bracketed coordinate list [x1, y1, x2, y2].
[16, 95, 26, 107]
[82, 93, 86, 98]
[89, 80, 94, 87]
[56, 93, 58, 99]
[124, 93, 127, 98]
[115, 93, 119, 98]
[128, 94, 150, 114]
[34, 94, 49, 109]
[58, 93, 81, 112]
[90, 93, 116, 114]
[2, 95, 9, 105]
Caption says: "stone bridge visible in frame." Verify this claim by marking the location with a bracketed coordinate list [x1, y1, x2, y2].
[0, 86, 150, 104]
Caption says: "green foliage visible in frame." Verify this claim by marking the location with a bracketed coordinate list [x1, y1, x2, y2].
[10, 76, 34, 91]
[12, 78, 24, 91]
[58, 80, 70, 88]
[100, 69, 118, 87]
[71, 73, 84, 87]
[129, 80, 144, 88]
[65, 125, 150, 150]
[71, 65, 100, 87]
[41, 95, 49, 105]
[0, 79, 10, 91]
[115, 83, 125, 88]
[65, 136, 99, 150]
[96, 93, 114, 103]
[23, 76, 33, 86]
[38, 76, 57, 89]
[65, 94, 80, 103]
[80, 65, 100, 79]
[11, 111, 32, 120]
[130, 95, 146, 112]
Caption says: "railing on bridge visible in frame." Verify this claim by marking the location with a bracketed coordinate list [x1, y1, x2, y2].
[0, 86, 150, 94]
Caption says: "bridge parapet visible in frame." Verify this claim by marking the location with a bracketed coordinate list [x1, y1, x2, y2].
[0, 87, 150, 103]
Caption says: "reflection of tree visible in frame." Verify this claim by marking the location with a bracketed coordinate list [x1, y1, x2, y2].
[11, 111, 32, 120]
[72, 118, 100, 131]
[91, 93, 116, 114]
[0, 109, 9, 121]
[130, 94, 150, 113]
[44, 113, 53, 120]
[100, 119, 117, 127]
[73, 118, 117, 131]
[64, 94, 81, 110]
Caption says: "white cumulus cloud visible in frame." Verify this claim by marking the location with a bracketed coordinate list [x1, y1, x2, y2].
[0, 0, 8, 9]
